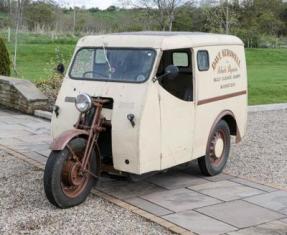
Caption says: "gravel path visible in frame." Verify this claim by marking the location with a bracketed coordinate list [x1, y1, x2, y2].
[0, 151, 173, 235]
[225, 109, 287, 189]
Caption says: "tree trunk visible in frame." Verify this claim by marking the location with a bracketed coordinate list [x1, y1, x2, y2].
[225, 0, 229, 34]
[13, 0, 21, 73]
[168, 14, 174, 31]
[73, 8, 76, 35]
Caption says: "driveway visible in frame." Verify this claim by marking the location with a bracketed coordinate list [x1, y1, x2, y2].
[1, 107, 287, 235]
[0, 150, 172, 234]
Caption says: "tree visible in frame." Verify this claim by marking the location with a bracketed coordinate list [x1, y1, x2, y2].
[24, 1, 56, 31]
[203, 0, 239, 34]
[12, 0, 25, 73]
[0, 37, 11, 76]
[106, 5, 117, 11]
[124, 0, 185, 31]
[88, 7, 100, 13]
[0, 0, 10, 12]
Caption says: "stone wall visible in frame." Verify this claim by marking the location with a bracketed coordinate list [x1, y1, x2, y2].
[0, 76, 48, 114]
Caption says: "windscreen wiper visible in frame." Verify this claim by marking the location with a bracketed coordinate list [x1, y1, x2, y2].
[102, 43, 112, 79]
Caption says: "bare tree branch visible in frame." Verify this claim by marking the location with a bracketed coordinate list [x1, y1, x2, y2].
[120, 0, 186, 31]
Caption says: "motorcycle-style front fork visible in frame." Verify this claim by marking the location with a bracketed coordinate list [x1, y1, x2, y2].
[72, 98, 111, 178]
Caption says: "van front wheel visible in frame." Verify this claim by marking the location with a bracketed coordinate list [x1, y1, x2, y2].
[44, 138, 97, 208]
[198, 120, 231, 176]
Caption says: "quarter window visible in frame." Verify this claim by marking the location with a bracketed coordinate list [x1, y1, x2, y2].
[172, 52, 189, 67]
[197, 50, 209, 71]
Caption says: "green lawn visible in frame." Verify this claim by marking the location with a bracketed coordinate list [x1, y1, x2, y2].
[246, 48, 287, 105]
[0, 31, 76, 81]
[1, 31, 287, 105]
[7, 43, 74, 81]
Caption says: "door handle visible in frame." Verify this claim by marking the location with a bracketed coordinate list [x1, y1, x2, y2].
[127, 114, 135, 128]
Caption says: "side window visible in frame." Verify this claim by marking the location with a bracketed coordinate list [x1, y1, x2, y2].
[197, 50, 209, 71]
[157, 49, 194, 101]
[173, 52, 189, 67]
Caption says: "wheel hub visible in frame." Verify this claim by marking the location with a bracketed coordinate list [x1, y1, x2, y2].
[214, 137, 224, 159]
[63, 160, 85, 187]
[209, 130, 225, 166]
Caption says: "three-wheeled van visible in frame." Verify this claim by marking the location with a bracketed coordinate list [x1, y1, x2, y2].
[44, 32, 248, 208]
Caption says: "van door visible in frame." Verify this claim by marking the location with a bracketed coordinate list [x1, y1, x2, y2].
[156, 49, 195, 169]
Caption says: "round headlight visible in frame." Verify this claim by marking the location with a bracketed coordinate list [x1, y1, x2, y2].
[75, 93, 92, 113]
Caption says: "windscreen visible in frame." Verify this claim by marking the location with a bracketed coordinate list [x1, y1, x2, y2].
[69, 48, 156, 82]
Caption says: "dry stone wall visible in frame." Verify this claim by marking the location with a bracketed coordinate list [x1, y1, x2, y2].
[0, 76, 48, 114]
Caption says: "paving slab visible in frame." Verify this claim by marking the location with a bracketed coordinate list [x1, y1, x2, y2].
[15, 134, 52, 144]
[125, 197, 173, 216]
[196, 200, 285, 228]
[227, 220, 287, 235]
[0, 124, 27, 130]
[2, 108, 287, 234]
[281, 218, 287, 224]
[163, 210, 237, 235]
[142, 188, 221, 212]
[35, 148, 51, 157]
[0, 116, 19, 124]
[0, 137, 25, 147]
[244, 190, 287, 215]
[174, 161, 203, 176]
[22, 151, 48, 165]
[24, 127, 51, 135]
[188, 180, 264, 201]
[202, 174, 235, 182]
[147, 171, 210, 190]
[0, 129, 34, 138]
[95, 179, 166, 200]
[229, 177, 278, 192]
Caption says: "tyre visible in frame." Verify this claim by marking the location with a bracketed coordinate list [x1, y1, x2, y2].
[198, 120, 231, 176]
[44, 138, 97, 208]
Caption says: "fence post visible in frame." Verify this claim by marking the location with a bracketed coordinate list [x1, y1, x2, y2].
[8, 27, 11, 42]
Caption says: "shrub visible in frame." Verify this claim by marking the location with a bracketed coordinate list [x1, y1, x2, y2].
[35, 46, 66, 111]
[0, 37, 10, 76]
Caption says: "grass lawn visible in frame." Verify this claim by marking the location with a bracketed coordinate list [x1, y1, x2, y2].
[7, 43, 74, 81]
[0, 31, 286, 105]
[246, 48, 287, 105]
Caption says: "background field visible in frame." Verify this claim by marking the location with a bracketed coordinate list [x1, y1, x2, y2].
[1, 32, 287, 105]
[246, 49, 287, 104]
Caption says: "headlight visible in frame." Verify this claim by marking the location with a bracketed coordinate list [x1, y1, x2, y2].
[75, 93, 92, 113]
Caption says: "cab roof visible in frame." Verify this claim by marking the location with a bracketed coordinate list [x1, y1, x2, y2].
[77, 31, 244, 50]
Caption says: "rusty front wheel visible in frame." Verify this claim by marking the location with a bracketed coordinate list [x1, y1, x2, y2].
[44, 138, 97, 208]
[198, 120, 231, 176]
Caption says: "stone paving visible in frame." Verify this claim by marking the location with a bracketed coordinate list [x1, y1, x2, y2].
[1, 108, 287, 235]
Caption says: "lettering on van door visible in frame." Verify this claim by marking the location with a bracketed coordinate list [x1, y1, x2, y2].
[212, 49, 241, 89]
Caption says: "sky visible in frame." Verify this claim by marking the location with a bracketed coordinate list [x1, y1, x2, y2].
[54, 0, 120, 9]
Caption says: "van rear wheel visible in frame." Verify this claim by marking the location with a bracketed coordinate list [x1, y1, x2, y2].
[198, 120, 231, 176]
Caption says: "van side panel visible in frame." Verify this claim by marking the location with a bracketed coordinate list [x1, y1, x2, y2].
[193, 45, 248, 159]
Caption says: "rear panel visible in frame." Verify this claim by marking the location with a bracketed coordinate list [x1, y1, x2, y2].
[192, 45, 248, 159]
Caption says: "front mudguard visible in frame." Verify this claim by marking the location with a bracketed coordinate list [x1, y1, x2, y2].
[50, 129, 89, 151]
[50, 129, 102, 176]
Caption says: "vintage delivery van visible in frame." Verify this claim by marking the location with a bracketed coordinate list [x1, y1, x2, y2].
[44, 32, 248, 208]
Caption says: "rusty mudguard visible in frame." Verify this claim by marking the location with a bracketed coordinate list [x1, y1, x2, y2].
[50, 129, 89, 151]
